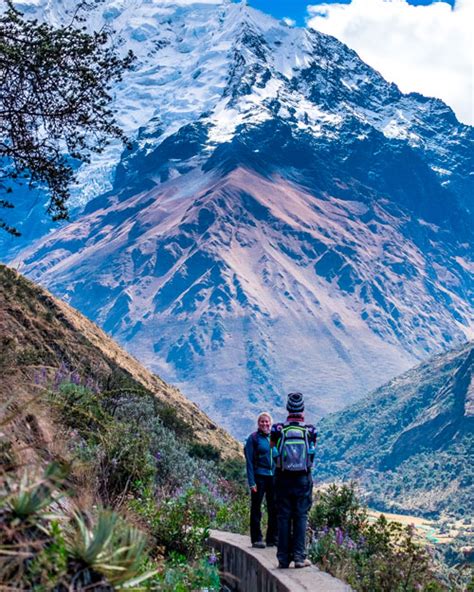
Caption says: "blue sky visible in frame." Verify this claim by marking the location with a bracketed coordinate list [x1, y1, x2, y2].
[247, 0, 455, 26]
[244, 0, 470, 125]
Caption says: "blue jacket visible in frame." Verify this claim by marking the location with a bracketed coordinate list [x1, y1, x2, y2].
[244, 430, 274, 488]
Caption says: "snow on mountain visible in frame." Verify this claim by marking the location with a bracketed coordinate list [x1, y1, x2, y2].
[10, 0, 474, 437]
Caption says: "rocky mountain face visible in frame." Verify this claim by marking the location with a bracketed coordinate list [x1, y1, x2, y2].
[0, 264, 241, 459]
[6, 1, 473, 437]
[316, 341, 474, 518]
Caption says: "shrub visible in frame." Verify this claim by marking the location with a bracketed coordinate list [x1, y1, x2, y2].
[0, 463, 64, 585]
[309, 482, 367, 540]
[50, 382, 109, 436]
[308, 484, 445, 592]
[95, 421, 156, 502]
[158, 404, 193, 439]
[219, 457, 247, 487]
[0, 463, 158, 590]
[189, 442, 221, 462]
[131, 485, 212, 560]
[154, 555, 221, 591]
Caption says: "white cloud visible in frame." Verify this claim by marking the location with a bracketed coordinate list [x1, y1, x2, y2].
[282, 17, 296, 27]
[307, 0, 473, 125]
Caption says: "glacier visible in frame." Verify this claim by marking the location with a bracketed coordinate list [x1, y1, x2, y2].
[7, 0, 474, 437]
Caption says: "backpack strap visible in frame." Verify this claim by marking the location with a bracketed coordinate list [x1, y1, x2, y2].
[251, 431, 259, 467]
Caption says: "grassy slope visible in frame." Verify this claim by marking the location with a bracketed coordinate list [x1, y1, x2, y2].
[0, 264, 242, 466]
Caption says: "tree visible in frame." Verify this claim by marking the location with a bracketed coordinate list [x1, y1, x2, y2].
[0, 1, 134, 235]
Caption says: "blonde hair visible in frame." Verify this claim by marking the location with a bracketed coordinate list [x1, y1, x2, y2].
[257, 411, 273, 424]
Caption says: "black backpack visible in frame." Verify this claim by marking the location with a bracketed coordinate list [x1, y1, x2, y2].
[275, 424, 312, 471]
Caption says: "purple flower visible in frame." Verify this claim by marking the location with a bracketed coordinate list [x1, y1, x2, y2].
[208, 552, 218, 565]
[345, 536, 356, 550]
[155, 451, 162, 462]
[335, 528, 344, 546]
[70, 371, 81, 385]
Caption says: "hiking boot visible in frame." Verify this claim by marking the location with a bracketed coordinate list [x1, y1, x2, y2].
[252, 541, 266, 549]
[277, 562, 289, 569]
[266, 540, 277, 547]
[294, 559, 312, 568]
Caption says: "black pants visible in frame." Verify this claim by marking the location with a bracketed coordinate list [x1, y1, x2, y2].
[250, 475, 278, 544]
[275, 472, 312, 565]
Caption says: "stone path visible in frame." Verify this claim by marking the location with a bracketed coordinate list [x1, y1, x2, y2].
[209, 530, 353, 592]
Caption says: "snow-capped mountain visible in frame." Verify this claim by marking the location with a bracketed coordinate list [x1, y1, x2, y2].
[10, 0, 474, 437]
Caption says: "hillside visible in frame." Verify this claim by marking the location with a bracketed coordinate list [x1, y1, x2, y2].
[0, 264, 241, 461]
[316, 341, 474, 519]
[8, 0, 473, 437]
[0, 264, 252, 590]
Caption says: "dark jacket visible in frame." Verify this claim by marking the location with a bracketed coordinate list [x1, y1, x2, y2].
[244, 430, 274, 488]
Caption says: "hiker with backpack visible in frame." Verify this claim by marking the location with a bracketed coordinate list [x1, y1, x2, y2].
[244, 412, 278, 548]
[271, 392, 317, 568]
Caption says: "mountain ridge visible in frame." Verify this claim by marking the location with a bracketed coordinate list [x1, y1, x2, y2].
[5, 0, 474, 435]
[316, 340, 474, 518]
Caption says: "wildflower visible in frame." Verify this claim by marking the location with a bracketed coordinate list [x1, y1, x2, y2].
[208, 552, 218, 565]
[345, 536, 356, 550]
[335, 528, 344, 546]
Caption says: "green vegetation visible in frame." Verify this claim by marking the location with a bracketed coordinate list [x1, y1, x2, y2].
[316, 343, 473, 520]
[308, 484, 473, 591]
[0, 2, 134, 235]
[1, 374, 249, 590]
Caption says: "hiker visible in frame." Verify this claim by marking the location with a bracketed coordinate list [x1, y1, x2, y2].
[244, 411, 278, 549]
[271, 392, 317, 568]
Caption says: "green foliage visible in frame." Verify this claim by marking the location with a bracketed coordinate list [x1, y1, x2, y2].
[96, 421, 156, 502]
[23, 520, 69, 590]
[309, 482, 367, 539]
[308, 484, 445, 592]
[1, 374, 243, 591]
[130, 485, 211, 560]
[65, 510, 158, 588]
[0, 2, 134, 234]
[53, 382, 110, 435]
[0, 463, 158, 590]
[219, 456, 247, 487]
[189, 442, 221, 462]
[1, 462, 64, 521]
[154, 556, 221, 591]
[158, 404, 193, 439]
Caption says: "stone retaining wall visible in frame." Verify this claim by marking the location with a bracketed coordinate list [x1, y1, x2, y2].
[209, 530, 353, 592]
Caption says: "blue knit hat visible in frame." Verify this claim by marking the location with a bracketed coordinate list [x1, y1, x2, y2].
[286, 392, 304, 414]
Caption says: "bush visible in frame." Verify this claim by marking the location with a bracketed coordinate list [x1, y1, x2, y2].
[309, 482, 367, 540]
[153, 555, 221, 591]
[158, 404, 193, 439]
[189, 442, 221, 462]
[50, 382, 109, 436]
[95, 421, 156, 502]
[308, 484, 445, 592]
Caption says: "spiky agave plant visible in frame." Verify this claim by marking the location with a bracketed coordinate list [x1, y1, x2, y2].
[0, 462, 65, 584]
[66, 510, 158, 589]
